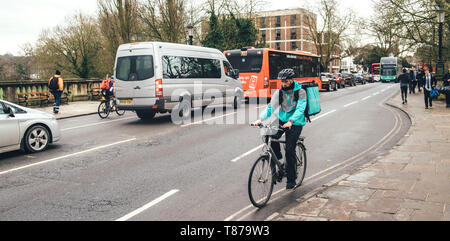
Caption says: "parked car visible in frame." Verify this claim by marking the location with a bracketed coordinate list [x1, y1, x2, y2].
[334, 73, 346, 88]
[320, 73, 338, 91]
[342, 73, 356, 86]
[115, 42, 244, 121]
[355, 74, 367, 85]
[0, 100, 61, 154]
[364, 73, 374, 83]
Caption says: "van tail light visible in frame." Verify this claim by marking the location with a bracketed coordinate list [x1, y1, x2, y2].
[264, 76, 269, 88]
[155, 79, 163, 98]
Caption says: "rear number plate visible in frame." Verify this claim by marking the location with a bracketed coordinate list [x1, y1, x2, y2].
[121, 99, 132, 105]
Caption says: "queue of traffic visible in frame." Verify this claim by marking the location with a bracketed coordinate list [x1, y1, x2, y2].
[0, 42, 378, 155]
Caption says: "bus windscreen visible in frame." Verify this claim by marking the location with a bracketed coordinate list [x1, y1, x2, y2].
[226, 50, 263, 73]
[372, 66, 380, 75]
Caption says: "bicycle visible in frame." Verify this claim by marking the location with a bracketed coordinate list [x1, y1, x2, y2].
[248, 123, 307, 208]
[98, 94, 125, 119]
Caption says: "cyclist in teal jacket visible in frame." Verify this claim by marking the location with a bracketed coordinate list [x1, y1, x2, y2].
[252, 69, 307, 189]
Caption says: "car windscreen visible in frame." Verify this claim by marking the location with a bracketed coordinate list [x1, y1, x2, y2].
[116, 55, 154, 81]
[225, 50, 263, 73]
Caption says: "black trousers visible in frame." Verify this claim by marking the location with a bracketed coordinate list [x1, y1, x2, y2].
[409, 81, 416, 94]
[267, 124, 303, 184]
[401, 86, 408, 102]
[424, 89, 433, 108]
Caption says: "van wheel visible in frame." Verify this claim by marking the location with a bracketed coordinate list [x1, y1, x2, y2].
[136, 110, 156, 120]
[171, 99, 191, 124]
[233, 95, 242, 109]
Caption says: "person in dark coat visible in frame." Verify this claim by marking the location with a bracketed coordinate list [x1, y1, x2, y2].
[409, 68, 417, 94]
[417, 69, 424, 92]
[399, 68, 411, 104]
[423, 68, 436, 109]
[443, 68, 450, 108]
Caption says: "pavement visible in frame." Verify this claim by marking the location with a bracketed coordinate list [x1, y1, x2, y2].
[269, 91, 450, 221]
[34, 101, 99, 119]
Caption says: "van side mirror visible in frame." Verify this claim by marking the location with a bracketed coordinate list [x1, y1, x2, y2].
[232, 69, 240, 80]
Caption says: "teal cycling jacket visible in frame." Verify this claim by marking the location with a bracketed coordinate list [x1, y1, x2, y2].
[259, 81, 307, 126]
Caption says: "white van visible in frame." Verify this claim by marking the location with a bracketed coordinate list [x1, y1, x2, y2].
[114, 42, 244, 120]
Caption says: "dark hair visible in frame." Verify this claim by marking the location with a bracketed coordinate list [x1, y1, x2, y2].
[402, 68, 407, 73]
[56, 70, 61, 75]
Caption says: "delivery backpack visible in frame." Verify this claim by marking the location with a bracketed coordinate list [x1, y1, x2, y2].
[279, 81, 321, 123]
[49, 77, 60, 91]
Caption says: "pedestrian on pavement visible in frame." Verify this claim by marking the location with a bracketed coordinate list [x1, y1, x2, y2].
[443, 68, 450, 108]
[417, 69, 424, 92]
[409, 68, 417, 94]
[399, 68, 410, 104]
[423, 68, 436, 109]
[48, 70, 64, 114]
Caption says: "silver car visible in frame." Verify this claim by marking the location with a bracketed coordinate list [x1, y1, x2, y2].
[0, 100, 61, 154]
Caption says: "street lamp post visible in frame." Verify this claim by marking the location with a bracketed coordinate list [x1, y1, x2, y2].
[187, 24, 194, 45]
[436, 4, 445, 83]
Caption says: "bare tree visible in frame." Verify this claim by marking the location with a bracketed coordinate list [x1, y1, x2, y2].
[304, 0, 355, 72]
[138, 0, 188, 43]
[97, 0, 141, 72]
[34, 13, 102, 78]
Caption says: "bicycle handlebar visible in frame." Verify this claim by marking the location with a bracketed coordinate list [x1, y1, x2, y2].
[250, 123, 289, 131]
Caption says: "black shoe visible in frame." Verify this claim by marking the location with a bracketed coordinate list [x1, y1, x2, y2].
[286, 182, 296, 190]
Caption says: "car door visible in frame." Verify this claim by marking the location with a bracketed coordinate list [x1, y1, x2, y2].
[0, 101, 20, 148]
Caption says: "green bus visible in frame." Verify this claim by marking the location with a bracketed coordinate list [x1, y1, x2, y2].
[380, 57, 402, 83]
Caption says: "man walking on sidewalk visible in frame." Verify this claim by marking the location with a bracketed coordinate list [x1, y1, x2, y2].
[423, 68, 436, 109]
[399, 68, 410, 104]
[409, 68, 417, 94]
[444, 68, 450, 108]
[48, 70, 64, 114]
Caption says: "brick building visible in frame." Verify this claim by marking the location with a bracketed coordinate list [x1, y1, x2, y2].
[254, 8, 317, 54]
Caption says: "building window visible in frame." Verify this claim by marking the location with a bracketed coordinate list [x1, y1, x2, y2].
[261, 30, 266, 40]
[290, 30, 297, 40]
[290, 15, 297, 26]
[276, 42, 281, 50]
[291, 42, 298, 50]
[260, 17, 266, 28]
[276, 29, 281, 40]
[276, 16, 281, 27]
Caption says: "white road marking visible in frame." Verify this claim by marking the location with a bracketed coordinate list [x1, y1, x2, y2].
[230, 109, 337, 163]
[116, 189, 179, 221]
[344, 101, 358, 108]
[230, 145, 264, 163]
[181, 105, 267, 128]
[61, 116, 137, 132]
[362, 96, 372, 101]
[0, 138, 137, 176]
[310, 109, 337, 121]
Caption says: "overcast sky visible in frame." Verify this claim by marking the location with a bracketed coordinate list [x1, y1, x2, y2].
[0, 0, 375, 56]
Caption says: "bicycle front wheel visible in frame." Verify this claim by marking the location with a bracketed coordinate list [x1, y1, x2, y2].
[248, 155, 275, 208]
[98, 101, 110, 119]
[115, 106, 125, 116]
[295, 143, 307, 187]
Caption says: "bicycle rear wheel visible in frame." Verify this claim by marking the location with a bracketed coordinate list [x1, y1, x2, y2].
[248, 155, 275, 208]
[98, 101, 110, 119]
[295, 143, 307, 187]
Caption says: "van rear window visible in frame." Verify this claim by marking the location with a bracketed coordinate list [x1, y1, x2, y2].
[116, 55, 154, 81]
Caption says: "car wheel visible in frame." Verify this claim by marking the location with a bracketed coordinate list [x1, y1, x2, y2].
[24, 125, 50, 153]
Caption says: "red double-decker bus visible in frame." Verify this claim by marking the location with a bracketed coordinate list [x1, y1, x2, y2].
[224, 48, 321, 98]
[371, 63, 381, 82]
